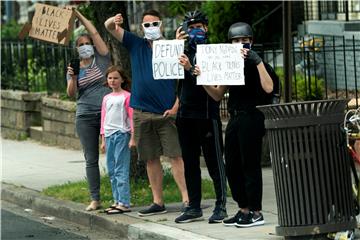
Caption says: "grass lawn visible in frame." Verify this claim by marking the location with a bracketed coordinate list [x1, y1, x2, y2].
[42, 168, 222, 207]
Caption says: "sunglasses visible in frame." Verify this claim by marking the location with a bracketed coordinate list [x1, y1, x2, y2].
[142, 21, 162, 28]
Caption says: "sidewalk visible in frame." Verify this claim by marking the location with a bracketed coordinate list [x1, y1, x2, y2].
[2, 138, 280, 240]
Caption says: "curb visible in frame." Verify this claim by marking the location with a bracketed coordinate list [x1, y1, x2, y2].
[1, 183, 218, 240]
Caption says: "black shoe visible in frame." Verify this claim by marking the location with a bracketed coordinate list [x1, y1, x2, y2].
[208, 206, 228, 223]
[138, 203, 167, 216]
[180, 201, 189, 213]
[175, 207, 203, 223]
[235, 212, 265, 228]
[223, 211, 245, 226]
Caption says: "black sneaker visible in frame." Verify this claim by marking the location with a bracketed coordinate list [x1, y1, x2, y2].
[223, 211, 245, 226]
[235, 212, 265, 227]
[208, 206, 228, 223]
[138, 203, 167, 216]
[180, 201, 189, 213]
[175, 207, 203, 223]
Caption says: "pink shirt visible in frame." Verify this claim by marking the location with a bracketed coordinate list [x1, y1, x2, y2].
[100, 91, 133, 137]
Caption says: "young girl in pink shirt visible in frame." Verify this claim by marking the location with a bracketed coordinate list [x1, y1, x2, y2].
[100, 66, 135, 214]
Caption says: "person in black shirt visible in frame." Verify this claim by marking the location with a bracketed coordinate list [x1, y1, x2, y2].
[200, 22, 275, 228]
[174, 10, 228, 224]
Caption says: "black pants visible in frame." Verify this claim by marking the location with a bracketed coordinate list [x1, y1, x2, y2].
[76, 113, 101, 201]
[225, 109, 265, 211]
[176, 117, 227, 210]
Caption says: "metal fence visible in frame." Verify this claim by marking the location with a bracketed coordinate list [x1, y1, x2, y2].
[2, 35, 359, 118]
[1, 38, 75, 95]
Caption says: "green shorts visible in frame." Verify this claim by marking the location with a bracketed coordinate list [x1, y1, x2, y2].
[133, 109, 182, 161]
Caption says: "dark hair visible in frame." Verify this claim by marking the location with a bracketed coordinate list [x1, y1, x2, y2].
[142, 9, 161, 20]
[75, 33, 93, 47]
[104, 65, 131, 92]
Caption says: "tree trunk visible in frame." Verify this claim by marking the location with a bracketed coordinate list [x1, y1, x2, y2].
[88, 1, 131, 77]
[88, 2, 146, 180]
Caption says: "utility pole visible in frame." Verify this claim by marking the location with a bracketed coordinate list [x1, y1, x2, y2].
[283, 1, 292, 103]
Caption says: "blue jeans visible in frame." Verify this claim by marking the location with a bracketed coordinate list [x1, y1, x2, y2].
[105, 131, 131, 207]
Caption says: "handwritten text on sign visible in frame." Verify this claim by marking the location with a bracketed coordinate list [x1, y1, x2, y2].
[152, 40, 184, 80]
[196, 44, 244, 85]
[29, 3, 74, 45]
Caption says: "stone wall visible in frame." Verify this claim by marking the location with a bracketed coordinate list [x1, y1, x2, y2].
[1, 90, 44, 140]
[41, 96, 81, 150]
[1, 90, 81, 150]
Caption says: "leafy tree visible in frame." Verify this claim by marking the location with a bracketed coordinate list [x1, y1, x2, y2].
[77, 2, 145, 180]
[201, 1, 283, 44]
[77, 2, 131, 78]
[1, 20, 22, 40]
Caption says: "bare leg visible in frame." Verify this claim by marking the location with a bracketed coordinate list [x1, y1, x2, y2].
[146, 158, 164, 205]
[170, 157, 189, 203]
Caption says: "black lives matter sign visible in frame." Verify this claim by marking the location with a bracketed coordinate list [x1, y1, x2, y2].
[29, 3, 74, 45]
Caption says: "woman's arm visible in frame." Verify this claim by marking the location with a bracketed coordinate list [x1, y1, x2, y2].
[75, 9, 109, 56]
[66, 66, 77, 97]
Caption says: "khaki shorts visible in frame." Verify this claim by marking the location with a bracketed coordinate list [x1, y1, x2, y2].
[133, 109, 181, 161]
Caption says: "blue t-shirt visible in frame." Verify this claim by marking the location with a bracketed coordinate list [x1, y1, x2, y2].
[122, 31, 176, 114]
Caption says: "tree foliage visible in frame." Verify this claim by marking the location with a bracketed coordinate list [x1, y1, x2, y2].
[201, 1, 282, 44]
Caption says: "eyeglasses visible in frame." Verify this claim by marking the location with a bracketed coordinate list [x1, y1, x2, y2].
[142, 21, 162, 28]
[78, 42, 91, 47]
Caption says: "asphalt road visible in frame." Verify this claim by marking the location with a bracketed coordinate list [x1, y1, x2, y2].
[1, 201, 122, 240]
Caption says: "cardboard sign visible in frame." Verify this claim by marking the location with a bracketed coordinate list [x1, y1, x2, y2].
[28, 3, 75, 45]
[152, 40, 184, 80]
[196, 44, 245, 85]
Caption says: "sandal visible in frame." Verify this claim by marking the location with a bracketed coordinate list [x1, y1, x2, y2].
[104, 204, 117, 213]
[106, 208, 124, 215]
[116, 205, 131, 213]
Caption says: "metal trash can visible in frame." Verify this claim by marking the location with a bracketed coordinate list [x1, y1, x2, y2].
[257, 99, 357, 238]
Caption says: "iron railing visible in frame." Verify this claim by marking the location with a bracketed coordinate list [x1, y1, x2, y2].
[304, 0, 360, 21]
[1, 36, 359, 119]
[1, 38, 75, 95]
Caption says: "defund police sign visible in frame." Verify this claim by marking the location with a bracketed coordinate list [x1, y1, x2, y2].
[152, 40, 184, 80]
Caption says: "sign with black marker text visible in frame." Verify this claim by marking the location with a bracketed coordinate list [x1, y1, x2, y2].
[28, 3, 74, 45]
[196, 44, 244, 85]
[152, 40, 184, 80]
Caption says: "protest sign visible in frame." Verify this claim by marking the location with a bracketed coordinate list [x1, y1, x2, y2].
[152, 40, 184, 80]
[28, 3, 75, 45]
[196, 44, 244, 85]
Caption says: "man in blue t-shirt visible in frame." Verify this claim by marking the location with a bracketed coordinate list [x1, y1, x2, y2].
[105, 10, 188, 217]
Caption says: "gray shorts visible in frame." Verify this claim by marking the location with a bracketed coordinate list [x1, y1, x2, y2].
[133, 109, 181, 161]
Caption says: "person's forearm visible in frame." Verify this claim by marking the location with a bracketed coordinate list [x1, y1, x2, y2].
[67, 79, 77, 97]
[75, 9, 97, 35]
[104, 15, 124, 42]
[257, 63, 274, 93]
[105, 16, 116, 31]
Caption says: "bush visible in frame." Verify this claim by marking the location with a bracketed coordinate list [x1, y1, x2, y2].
[275, 68, 324, 101]
[1, 20, 23, 40]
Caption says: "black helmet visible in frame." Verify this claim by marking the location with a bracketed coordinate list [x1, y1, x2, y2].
[184, 10, 208, 25]
[228, 22, 253, 40]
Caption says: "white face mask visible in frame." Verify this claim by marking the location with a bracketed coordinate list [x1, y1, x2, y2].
[78, 45, 94, 59]
[143, 27, 162, 40]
